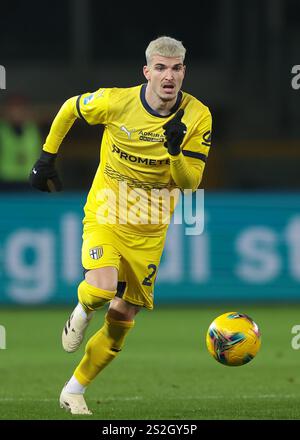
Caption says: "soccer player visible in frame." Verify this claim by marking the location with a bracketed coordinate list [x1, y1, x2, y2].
[29, 36, 212, 415]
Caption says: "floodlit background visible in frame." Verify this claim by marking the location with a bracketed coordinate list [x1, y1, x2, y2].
[0, 0, 300, 420]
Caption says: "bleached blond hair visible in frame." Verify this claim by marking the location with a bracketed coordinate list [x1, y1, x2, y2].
[145, 36, 186, 65]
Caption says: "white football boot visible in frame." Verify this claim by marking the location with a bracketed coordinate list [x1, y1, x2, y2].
[62, 304, 94, 353]
[59, 385, 92, 415]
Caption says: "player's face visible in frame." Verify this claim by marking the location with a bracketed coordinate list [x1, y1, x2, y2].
[143, 55, 186, 102]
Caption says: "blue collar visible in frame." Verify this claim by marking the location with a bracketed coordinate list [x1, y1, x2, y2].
[140, 84, 183, 118]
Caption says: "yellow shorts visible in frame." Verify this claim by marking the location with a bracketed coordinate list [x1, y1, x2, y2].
[82, 225, 167, 310]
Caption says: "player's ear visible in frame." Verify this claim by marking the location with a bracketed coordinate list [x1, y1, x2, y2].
[143, 65, 151, 81]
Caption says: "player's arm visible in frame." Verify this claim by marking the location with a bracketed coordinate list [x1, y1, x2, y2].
[29, 96, 79, 192]
[163, 109, 211, 191]
[29, 89, 109, 192]
[169, 154, 205, 192]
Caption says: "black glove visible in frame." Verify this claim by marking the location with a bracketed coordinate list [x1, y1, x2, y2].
[163, 109, 187, 156]
[29, 151, 62, 192]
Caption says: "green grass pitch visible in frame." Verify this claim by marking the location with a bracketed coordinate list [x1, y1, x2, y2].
[0, 304, 300, 420]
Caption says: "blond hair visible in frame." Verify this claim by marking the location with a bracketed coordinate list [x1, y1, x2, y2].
[145, 36, 186, 65]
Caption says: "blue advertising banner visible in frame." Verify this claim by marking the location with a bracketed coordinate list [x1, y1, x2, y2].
[0, 192, 299, 304]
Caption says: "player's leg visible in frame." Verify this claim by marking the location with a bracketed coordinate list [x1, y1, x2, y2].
[63, 232, 165, 413]
[60, 271, 139, 415]
[62, 267, 118, 353]
[72, 296, 139, 385]
[108, 295, 140, 321]
[60, 228, 165, 415]
[62, 224, 120, 353]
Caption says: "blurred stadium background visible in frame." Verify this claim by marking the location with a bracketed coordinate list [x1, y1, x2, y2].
[0, 0, 299, 305]
[0, 0, 300, 420]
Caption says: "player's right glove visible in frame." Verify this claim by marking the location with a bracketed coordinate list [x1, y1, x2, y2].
[163, 108, 187, 156]
[29, 150, 62, 192]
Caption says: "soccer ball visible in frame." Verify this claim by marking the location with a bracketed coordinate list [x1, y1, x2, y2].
[206, 312, 261, 366]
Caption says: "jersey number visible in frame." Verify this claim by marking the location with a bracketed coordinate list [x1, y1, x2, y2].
[142, 264, 157, 286]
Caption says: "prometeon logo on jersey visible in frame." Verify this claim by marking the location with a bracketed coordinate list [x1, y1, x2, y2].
[111, 144, 170, 166]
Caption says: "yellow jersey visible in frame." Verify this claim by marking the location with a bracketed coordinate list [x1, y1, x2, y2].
[43, 84, 212, 235]
[75, 84, 212, 235]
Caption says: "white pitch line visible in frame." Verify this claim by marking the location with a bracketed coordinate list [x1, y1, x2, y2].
[0, 395, 298, 403]
[0, 396, 143, 403]
[165, 394, 299, 400]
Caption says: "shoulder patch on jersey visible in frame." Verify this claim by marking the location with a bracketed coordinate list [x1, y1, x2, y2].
[96, 89, 105, 98]
[202, 130, 212, 146]
[83, 93, 95, 105]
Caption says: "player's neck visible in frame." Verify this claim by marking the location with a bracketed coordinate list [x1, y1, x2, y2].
[145, 85, 177, 116]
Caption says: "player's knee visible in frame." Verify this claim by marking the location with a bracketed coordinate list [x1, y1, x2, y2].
[85, 267, 118, 292]
[108, 297, 141, 322]
[78, 280, 116, 311]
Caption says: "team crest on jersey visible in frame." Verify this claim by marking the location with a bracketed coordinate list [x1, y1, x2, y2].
[89, 246, 103, 260]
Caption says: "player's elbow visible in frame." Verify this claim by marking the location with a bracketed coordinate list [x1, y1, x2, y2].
[192, 166, 205, 191]
[186, 164, 205, 192]
[179, 178, 201, 192]
[191, 180, 201, 192]
[192, 181, 201, 192]
[189, 172, 203, 192]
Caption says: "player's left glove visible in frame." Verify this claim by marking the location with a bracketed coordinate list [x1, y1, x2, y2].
[163, 109, 187, 156]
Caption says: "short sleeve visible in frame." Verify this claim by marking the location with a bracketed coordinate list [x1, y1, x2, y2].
[75, 88, 111, 125]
